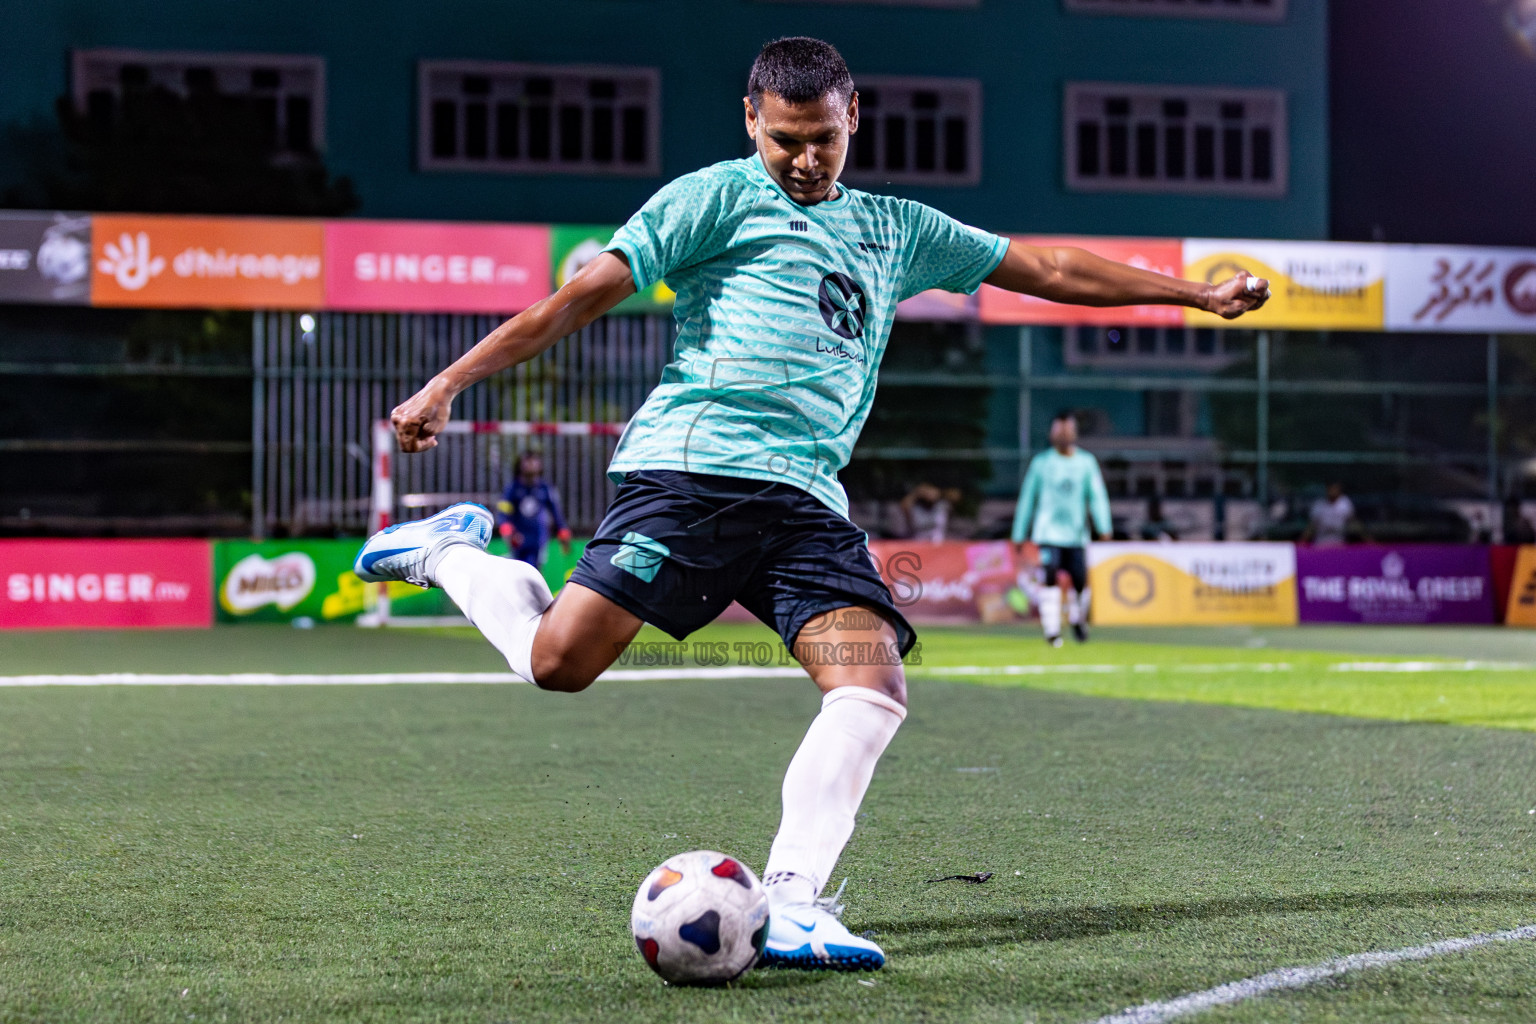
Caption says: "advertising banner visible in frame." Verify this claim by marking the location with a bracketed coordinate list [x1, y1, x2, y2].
[896, 289, 978, 322]
[214, 538, 589, 623]
[91, 215, 324, 309]
[1183, 239, 1386, 330]
[1088, 542, 1298, 626]
[376, 537, 590, 620]
[1296, 546, 1494, 625]
[0, 212, 92, 304]
[214, 539, 378, 624]
[1490, 544, 1519, 624]
[1384, 245, 1536, 333]
[1, 539, 211, 629]
[325, 220, 550, 313]
[978, 237, 1186, 326]
[866, 539, 1031, 624]
[1502, 546, 1536, 627]
[550, 225, 674, 314]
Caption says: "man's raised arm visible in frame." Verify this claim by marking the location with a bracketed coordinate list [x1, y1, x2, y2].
[983, 241, 1270, 321]
[390, 251, 638, 452]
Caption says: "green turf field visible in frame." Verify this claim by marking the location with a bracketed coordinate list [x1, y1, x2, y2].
[1, 623, 1534, 1022]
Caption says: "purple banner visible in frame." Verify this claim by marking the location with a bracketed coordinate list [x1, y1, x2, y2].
[1296, 546, 1494, 625]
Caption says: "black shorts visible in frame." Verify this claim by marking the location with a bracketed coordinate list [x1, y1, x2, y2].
[1037, 545, 1088, 592]
[568, 470, 916, 655]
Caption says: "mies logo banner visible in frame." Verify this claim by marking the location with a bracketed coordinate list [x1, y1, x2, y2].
[91, 215, 324, 309]
[325, 221, 550, 313]
[0, 212, 92, 304]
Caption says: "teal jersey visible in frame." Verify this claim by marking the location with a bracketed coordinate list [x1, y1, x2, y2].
[603, 156, 1008, 518]
[1011, 448, 1112, 548]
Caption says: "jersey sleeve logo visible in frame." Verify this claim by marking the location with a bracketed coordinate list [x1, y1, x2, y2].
[818, 272, 868, 340]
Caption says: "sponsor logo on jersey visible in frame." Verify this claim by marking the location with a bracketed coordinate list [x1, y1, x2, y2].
[610, 531, 670, 583]
[817, 272, 867, 340]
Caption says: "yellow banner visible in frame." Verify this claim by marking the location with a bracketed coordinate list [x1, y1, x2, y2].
[1183, 240, 1386, 330]
[1088, 543, 1298, 626]
[1505, 547, 1536, 626]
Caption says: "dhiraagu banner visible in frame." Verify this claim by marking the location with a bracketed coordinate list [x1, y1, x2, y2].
[1182, 240, 1386, 330]
[215, 539, 588, 623]
[1088, 542, 1298, 626]
[550, 225, 675, 313]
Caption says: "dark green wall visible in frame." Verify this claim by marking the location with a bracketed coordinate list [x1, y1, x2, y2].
[0, 0, 1328, 237]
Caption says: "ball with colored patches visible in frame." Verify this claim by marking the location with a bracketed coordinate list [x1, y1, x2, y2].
[630, 850, 770, 984]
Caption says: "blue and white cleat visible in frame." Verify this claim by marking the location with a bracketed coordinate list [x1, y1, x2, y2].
[353, 502, 494, 587]
[760, 882, 886, 971]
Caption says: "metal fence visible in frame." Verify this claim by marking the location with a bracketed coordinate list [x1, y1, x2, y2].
[252, 310, 674, 538]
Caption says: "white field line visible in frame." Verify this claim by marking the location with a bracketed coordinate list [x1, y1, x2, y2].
[1, 661, 1533, 687]
[1090, 923, 1536, 1024]
[1328, 660, 1536, 673]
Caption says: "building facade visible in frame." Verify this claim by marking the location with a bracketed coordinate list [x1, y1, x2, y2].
[0, 0, 1329, 239]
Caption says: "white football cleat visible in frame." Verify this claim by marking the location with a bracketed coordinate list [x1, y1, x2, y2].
[353, 502, 494, 587]
[760, 882, 885, 971]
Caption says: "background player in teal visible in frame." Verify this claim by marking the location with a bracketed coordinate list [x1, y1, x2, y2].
[1012, 411, 1112, 647]
[357, 37, 1271, 971]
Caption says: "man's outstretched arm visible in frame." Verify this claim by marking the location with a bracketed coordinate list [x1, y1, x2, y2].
[390, 252, 637, 452]
[983, 242, 1269, 320]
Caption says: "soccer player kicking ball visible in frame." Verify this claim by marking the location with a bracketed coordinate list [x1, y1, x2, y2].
[355, 37, 1269, 970]
[1012, 411, 1111, 648]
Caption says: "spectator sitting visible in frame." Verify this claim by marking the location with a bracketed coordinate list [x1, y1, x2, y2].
[1301, 482, 1370, 547]
[1139, 496, 1179, 541]
[900, 482, 954, 542]
[1504, 497, 1536, 544]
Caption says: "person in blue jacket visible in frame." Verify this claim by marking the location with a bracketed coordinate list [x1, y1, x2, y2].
[497, 453, 572, 567]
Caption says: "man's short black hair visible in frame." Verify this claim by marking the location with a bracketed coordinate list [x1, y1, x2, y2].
[748, 37, 854, 110]
[1052, 409, 1077, 423]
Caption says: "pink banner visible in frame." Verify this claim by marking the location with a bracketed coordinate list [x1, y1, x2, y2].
[324, 221, 550, 313]
[978, 236, 1186, 326]
[1, 540, 212, 629]
[867, 539, 1029, 624]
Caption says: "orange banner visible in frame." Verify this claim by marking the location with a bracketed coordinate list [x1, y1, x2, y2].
[92, 215, 324, 309]
[978, 236, 1186, 326]
[1505, 546, 1536, 627]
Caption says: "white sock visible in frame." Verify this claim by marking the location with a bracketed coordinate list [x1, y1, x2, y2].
[1066, 588, 1083, 626]
[433, 545, 553, 683]
[763, 686, 906, 907]
[1039, 587, 1063, 638]
[1076, 586, 1092, 625]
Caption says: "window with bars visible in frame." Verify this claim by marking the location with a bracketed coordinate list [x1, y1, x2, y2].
[1064, 0, 1286, 21]
[418, 61, 659, 175]
[1064, 83, 1286, 197]
[72, 49, 325, 153]
[842, 76, 981, 187]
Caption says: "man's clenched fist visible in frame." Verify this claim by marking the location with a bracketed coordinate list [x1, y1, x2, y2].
[391, 381, 454, 453]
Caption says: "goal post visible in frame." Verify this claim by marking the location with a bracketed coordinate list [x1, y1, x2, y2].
[361, 418, 626, 627]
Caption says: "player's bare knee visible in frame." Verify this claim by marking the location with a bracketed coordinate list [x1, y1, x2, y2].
[528, 641, 600, 693]
[530, 655, 599, 693]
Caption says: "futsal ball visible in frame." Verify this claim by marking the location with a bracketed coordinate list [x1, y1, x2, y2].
[630, 850, 770, 985]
